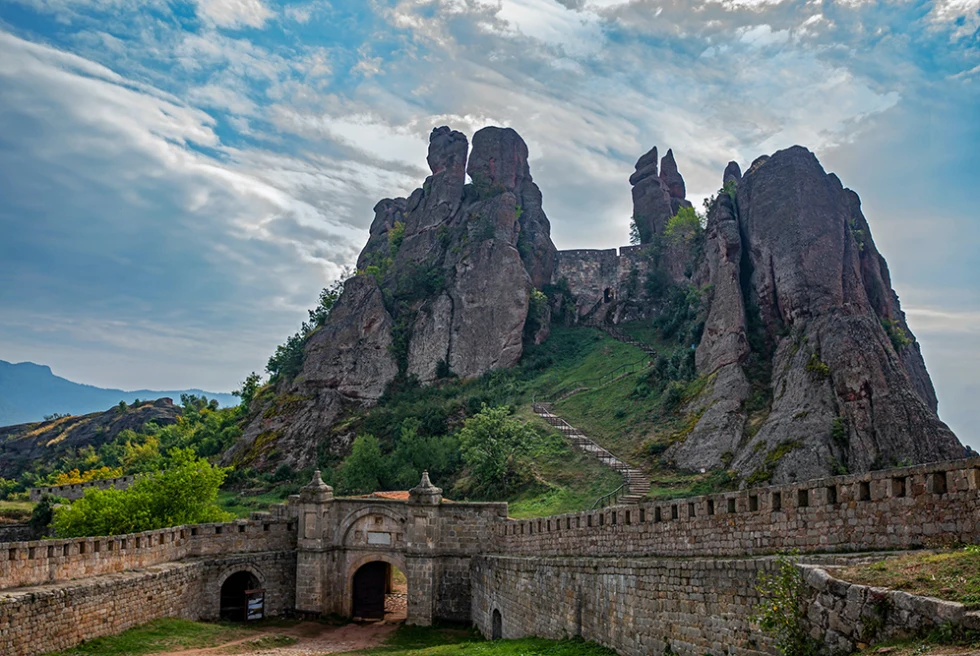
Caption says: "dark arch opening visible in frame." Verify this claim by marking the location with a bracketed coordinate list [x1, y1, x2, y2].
[492, 609, 502, 640]
[220, 571, 260, 622]
[603, 287, 614, 303]
[352, 561, 407, 622]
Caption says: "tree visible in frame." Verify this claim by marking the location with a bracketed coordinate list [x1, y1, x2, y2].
[388, 418, 460, 489]
[664, 206, 704, 245]
[51, 449, 231, 538]
[338, 434, 387, 495]
[233, 372, 262, 413]
[458, 405, 533, 497]
[629, 216, 642, 245]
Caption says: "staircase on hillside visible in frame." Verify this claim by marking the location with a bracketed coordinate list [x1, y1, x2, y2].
[582, 318, 659, 357]
[532, 403, 651, 508]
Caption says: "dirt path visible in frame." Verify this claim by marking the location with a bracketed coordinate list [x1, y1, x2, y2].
[159, 620, 401, 656]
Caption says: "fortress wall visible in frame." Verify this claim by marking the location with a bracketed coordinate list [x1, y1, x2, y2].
[495, 458, 980, 557]
[553, 249, 619, 316]
[0, 518, 295, 590]
[0, 551, 296, 656]
[472, 554, 779, 656]
[30, 475, 139, 502]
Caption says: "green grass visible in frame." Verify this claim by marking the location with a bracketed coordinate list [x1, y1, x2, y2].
[837, 546, 980, 608]
[0, 499, 35, 523]
[217, 489, 292, 519]
[341, 624, 617, 656]
[41, 618, 264, 655]
[507, 415, 621, 519]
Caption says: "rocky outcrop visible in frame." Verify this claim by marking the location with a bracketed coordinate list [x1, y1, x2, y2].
[667, 146, 963, 482]
[232, 126, 557, 470]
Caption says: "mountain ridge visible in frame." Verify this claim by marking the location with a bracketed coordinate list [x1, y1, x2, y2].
[0, 359, 236, 428]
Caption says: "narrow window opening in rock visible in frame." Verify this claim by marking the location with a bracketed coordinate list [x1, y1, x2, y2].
[727, 498, 736, 514]
[239, 525, 246, 533]
[797, 489, 809, 507]
[640, 509, 646, 523]
[859, 482, 871, 501]
[654, 507, 662, 523]
[707, 500, 715, 516]
[931, 472, 947, 495]
[749, 495, 758, 512]
[671, 505, 678, 520]
[826, 486, 837, 505]
[688, 502, 696, 518]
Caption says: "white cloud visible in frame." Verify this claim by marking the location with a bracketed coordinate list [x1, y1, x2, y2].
[929, 0, 980, 38]
[737, 23, 790, 46]
[194, 0, 274, 29]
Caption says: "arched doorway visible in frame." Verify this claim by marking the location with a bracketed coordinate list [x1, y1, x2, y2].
[492, 609, 502, 639]
[351, 561, 407, 622]
[220, 571, 260, 621]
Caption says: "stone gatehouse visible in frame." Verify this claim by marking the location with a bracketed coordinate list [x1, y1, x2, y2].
[2, 459, 980, 656]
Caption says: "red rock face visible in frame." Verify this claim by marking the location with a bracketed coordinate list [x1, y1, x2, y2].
[674, 146, 964, 482]
[233, 126, 558, 471]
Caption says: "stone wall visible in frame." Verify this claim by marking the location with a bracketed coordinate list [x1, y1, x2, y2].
[0, 551, 296, 656]
[495, 458, 980, 557]
[553, 246, 652, 319]
[0, 516, 296, 590]
[802, 564, 980, 653]
[473, 554, 779, 656]
[30, 475, 139, 502]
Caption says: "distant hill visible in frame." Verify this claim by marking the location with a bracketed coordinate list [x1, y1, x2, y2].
[0, 360, 237, 427]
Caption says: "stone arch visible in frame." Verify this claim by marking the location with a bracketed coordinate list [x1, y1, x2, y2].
[492, 608, 502, 639]
[343, 551, 409, 619]
[218, 568, 263, 621]
[335, 506, 408, 546]
[205, 563, 266, 621]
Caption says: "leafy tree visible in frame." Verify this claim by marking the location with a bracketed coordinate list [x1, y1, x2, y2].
[28, 495, 57, 536]
[52, 450, 231, 538]
[388, 418, 460, 489]
[664, 206, 704, 245]
[54, 466, 122, 485]
[233, 372, 262, 413]
[629, 216, 642, 245]
[458, 405, 533, 497]
[338, 434, 387, 495]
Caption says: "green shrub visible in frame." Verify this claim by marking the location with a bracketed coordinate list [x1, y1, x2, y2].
[52, 450, 231, 537]
[664, 206, 704, 245]
[881, 317, 912, 351]
[754, 553, 821, 656]
[805, 352, 831, 380]
[458, 405, 533, 498]
[338, 434, 387, 495]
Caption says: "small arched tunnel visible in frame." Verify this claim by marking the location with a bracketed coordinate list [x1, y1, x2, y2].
[352, 561, 407, 622]
[603, 287, 614, 303]
[492, 609, 502, 640]
[220, 571, 260, 622]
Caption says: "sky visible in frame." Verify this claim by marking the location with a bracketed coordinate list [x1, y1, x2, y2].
[0, 0, 977, 446]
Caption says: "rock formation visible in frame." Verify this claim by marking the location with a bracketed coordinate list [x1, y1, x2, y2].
[672, 146, 963, 482]
[228, 126, 556, 470]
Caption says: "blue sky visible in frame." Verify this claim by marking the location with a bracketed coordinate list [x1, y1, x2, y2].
[0, 0, 977, 446]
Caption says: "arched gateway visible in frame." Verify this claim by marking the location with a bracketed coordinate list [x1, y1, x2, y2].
[293, 471, 507, 626]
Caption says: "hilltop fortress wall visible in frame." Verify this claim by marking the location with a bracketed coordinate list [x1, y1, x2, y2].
[1, 459, 979, 656]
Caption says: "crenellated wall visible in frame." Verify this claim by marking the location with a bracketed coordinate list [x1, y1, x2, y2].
[494, 458, 980, 557]
[30, 474, 139, 502]
[0, 514, 296, 590]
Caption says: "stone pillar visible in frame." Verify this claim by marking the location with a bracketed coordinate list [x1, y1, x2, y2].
[406, 555, 435, 626]
[404, 471, 443, 625]
[294, 471, 334, 616]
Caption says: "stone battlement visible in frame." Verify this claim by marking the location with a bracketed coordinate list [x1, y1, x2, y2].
[495, 457, 980, 557]
[29, 475, 139, 502]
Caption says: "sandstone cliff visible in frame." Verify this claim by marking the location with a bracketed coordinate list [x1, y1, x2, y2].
[667, 147, 963, 482]
[228, 126, 556, 470]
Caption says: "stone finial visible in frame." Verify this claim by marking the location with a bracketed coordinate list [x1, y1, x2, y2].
[408, 470, 443, 505]
[300, 470, 334, 503]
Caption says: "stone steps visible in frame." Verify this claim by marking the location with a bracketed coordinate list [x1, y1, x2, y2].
[532, 406, 651, 508]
